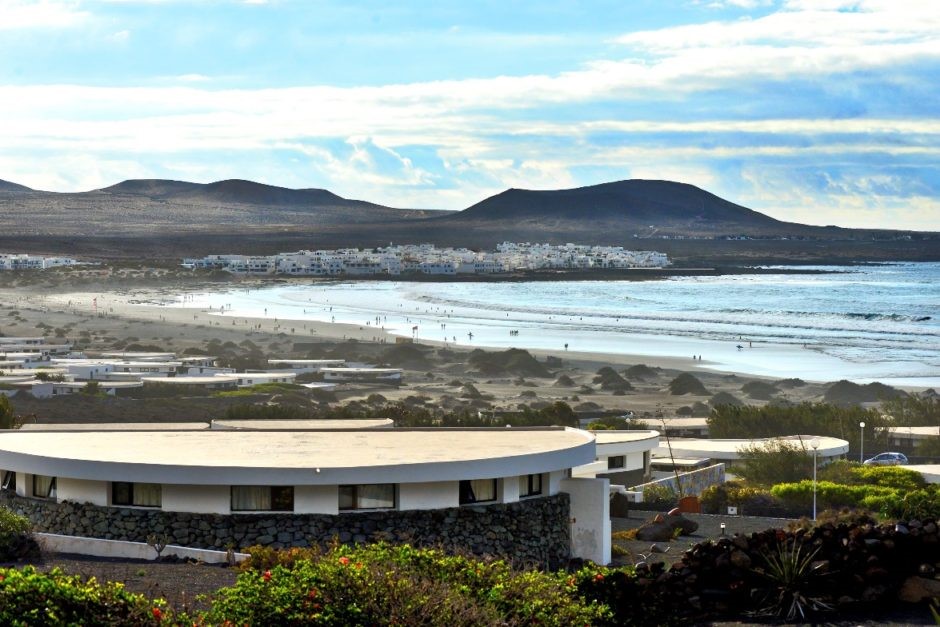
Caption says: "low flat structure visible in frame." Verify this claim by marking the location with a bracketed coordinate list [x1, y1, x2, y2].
[226, 372, 297, 387]
[267, 359, 346, 373]
[656, 417, 710, 437]
[0, 426, 609, 564]
[887, 426, 940, 455]
[20, 423, 210, 431]
[210, 418, 394, 430]
[654, 434, 849, 466]
[141, 375, 238, 389]
[320, 367, 403, 385]
[300, 382, 338, 392]
[97, 352, 178, 362]
[575, 430, 660, 487]
[51, 381, 142, 396]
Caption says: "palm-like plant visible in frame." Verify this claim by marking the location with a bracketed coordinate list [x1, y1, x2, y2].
[751, 540, 833, 621]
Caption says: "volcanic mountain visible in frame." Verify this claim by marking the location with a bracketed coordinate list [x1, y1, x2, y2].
[440, 179, 803, 238]
[0, 176, 935, 262]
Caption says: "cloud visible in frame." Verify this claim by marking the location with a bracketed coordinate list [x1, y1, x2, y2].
[0, 0, 89, 30]
[0, 0, 937, 228]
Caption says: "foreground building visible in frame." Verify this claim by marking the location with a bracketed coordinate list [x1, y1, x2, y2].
[0, 426, 610, 565]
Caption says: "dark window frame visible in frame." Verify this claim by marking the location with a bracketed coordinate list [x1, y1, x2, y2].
[338, 484, 397, 511]
[607, 455, 626, 469]
[230, 485, 295, 512]
[459, 478, 498, 505]
[520, 473, 543, 498]
[32, 474, 56, 498]
[111, 481, 161, 508]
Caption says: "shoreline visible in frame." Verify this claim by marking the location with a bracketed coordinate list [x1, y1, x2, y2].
[11, 284, 935, 391]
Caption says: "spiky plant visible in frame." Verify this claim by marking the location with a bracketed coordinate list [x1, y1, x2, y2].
[751, 540, 833, 621]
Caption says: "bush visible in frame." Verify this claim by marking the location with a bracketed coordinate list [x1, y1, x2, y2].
[0, 566, 164, 625]
[639, 483, 677, 510]
[0, 507, 38, 561]
[700, 482, 790, 517]
[207, 542, 611, 626]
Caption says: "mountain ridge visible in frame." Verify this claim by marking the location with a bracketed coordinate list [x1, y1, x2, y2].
[0, 179, 33, 193]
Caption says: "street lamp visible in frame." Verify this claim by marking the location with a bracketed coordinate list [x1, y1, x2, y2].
[810, 438, 820, 521]
[859, 421, 866, 463]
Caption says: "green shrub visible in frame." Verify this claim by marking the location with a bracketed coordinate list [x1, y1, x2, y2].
[771, 480, 899, 511]
[207, 542, 611, 626]
[640, 483, 677, 510]
[849, 465, 926, 491]
[0, 566, 164, 625]
[0, 507, 38, 561]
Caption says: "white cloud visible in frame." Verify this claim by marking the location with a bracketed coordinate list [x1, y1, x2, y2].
[0, 0, 89, 30]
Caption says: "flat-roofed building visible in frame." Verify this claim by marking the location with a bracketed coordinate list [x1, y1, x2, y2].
[0, 426, 609, 564]
[320, 367, 402, 385]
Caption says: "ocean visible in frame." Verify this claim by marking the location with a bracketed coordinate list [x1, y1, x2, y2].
[166, 262, 940, 388]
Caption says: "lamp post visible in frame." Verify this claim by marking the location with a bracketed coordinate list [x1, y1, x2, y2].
[810, 438, 820, 521]
[859, 421, 866, 463]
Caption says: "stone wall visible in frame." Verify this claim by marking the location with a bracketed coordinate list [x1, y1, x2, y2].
[0, 490, 570, 568]
[631, 463, 726, 499]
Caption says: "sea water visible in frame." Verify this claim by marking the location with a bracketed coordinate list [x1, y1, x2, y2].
[166, 263, 940, 387]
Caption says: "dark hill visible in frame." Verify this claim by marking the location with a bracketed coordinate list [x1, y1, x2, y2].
[99, 178, 392, 210]
[439, 179, 848, 239]
[0, 179, 33, 192]
[98, 179, 203, 197]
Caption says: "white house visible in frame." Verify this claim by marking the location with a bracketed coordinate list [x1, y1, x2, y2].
[140, 375, 239, 390]
[320, 367, 402, 385]
[0, 426, 610, 564]
[227, 372, 297, 387]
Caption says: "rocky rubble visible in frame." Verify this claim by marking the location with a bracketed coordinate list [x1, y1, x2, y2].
[607, 513, 940, 623]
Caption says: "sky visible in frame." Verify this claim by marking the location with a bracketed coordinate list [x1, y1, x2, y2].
[0, 0, 939, 230]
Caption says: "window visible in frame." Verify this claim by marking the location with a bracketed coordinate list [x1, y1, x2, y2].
[112, 482, 161, 508]
[1, 470, 15, 491]
[607, 455, 625, 469]
[32, 474, 56, 499]
[459, 479, 497, 505]
[231, 486, 294, 512]
[339, 484, 395, 510]
[519, 473, 543, 498]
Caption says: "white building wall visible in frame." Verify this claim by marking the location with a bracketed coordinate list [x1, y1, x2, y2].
[398, 481, 459, 510]
[499, 475, 520, 504]
[162, 484, 231, 514]
[295, 485, 338, 514]
[548, 470, 566, 495]
[560, 477, 611, 565]
[57, 477, 108, 506]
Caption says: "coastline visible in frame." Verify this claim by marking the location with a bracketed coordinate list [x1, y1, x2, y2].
[8, 281, 935, 391]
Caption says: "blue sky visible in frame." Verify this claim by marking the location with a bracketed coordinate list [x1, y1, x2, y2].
[1, 0, 938, 229]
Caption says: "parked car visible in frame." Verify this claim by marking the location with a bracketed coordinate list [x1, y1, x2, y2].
[863, 452, 909, 466]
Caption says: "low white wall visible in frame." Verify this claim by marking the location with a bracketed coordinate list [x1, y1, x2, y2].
[36, 532, 249, 564]
[162, 484, 230, 514]
[57, 477, 108, 506]
[295, 484, 338, 514]
[398, 481, 459, 510]
[560, 477, 611, 565]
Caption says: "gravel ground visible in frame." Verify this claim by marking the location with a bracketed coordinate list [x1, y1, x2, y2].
[2, 553, 240, 614]
[611, 510, 799, 567]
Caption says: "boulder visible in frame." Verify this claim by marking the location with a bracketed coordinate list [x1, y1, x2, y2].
[635, 512, 699, 541]
[899, 576, 940, 603]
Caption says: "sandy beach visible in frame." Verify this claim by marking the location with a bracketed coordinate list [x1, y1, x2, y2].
[0, 280, 889, 424]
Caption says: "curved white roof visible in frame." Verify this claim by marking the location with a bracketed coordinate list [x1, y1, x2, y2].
[0, 427, 595, 486]
[210, 419, 394, 430]
[656, 434, 849, 460]
[591, 430, 661, 455]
